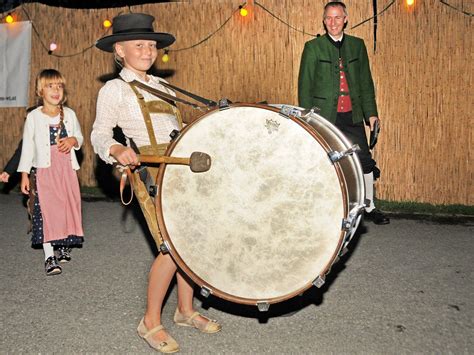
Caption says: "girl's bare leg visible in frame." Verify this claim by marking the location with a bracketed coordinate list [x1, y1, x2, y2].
[176, 272, 215, 326]
[143, 253, 177, 342]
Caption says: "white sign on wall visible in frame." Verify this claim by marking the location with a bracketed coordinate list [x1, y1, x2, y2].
[0, 21, 32, 108]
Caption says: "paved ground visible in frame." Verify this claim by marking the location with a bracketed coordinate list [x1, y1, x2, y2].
[0, 192, 473, 354]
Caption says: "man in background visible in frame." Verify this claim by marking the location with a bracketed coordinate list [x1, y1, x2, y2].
[298, 1, 389, 225]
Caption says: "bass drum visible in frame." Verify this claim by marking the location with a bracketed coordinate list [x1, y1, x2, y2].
[155, 104, 365, 309]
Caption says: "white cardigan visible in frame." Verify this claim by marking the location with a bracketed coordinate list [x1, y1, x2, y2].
[17, 106, 83, 172]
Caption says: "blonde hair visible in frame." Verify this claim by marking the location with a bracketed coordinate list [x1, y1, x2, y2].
[35, 69, 67, 132]
[113, 43, 124, 68]
[35, 69, 67, 105]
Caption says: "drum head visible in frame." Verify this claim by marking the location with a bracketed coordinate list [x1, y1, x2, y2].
[156, 105, 346, 304]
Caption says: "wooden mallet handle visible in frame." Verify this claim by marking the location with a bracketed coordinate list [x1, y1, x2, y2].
[138, 152, 211, 173]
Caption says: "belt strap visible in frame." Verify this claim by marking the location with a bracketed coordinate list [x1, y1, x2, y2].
[129, 83, 159, 149]
[130, 80, 212, 111]
[157, 80, 217, 107]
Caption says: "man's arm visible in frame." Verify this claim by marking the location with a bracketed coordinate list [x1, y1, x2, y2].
[358, 40, 378, 121]
[298, 42, 317, 109]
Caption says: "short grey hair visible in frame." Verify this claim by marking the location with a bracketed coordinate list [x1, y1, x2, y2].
[323, 1, 348, 19]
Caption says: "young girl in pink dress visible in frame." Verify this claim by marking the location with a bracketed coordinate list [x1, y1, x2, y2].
[18, 69, 84, 276]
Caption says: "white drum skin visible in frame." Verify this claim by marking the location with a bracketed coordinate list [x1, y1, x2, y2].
[156, 104, 363, 305]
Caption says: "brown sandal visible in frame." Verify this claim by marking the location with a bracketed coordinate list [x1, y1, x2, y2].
[137, 318, 179, 353]
[173, 309, 222, 334]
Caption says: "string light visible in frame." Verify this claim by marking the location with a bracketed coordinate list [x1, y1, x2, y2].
[47, 42, 57, 55]
[239, 5, 248, 17]
[162, 49, 170, 63]
[6, 13, 14, 23]
[11, 1, 472, 59]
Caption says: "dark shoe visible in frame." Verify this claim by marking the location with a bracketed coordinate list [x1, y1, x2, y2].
[57, 247, 72, 263]
[364, 209, 390, 225]
[45, 256, 62, 275]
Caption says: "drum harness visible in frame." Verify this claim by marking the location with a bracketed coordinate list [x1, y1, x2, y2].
[118, 79, 218, 205]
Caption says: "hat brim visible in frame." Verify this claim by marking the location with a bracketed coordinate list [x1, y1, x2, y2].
[95, 32, 176, 52]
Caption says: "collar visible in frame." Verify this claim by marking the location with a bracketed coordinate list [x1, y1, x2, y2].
[327, 33, 344, 49]
[119, 67, 159, 85]
[328, 33, 344, 42]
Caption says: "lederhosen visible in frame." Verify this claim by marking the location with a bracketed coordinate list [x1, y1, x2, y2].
[127, 82, 183, 248]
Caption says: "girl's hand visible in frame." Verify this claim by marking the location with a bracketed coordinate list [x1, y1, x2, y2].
[109, 144, 140, 167]
[21, 172, 30, 195]
[57, 137, 78, 153]
[0, 172, 10, 183]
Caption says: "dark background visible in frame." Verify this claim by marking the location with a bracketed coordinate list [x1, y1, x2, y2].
[1, 0, 170, 12]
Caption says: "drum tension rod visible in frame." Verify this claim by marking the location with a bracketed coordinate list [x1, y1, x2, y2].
[279, 105, 302, 118]
[328, 144, 360, 163]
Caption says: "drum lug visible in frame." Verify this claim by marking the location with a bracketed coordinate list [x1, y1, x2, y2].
[328, 144, 360, 163]
[342, 205, 365, 231]
[339, 247, 349, 257]
[200, 285, 212, 298]
[256, 301, 270, 312]
[279, 105, 302, 118]
[169, 129, 180, 141]
[159, 241, 171, 254]
[218, 98, 231, 110]
[312, 275, 326, 288]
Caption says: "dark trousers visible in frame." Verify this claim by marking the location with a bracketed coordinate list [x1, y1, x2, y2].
[335, 111, 376, 174]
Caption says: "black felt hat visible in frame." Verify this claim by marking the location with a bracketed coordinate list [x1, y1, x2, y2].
[95, 13, 175, 52]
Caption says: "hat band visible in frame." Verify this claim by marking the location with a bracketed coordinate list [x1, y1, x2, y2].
[113, 28, 155, 35]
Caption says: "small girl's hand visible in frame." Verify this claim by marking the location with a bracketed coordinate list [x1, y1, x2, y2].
[58, 137, 78, 153]
[0, 172, 10, 183]
[21, 172, 30, 195]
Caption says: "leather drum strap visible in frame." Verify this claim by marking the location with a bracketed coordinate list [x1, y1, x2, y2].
[129, 84, 159, 149]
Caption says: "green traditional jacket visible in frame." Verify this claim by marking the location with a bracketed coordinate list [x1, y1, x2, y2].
[298, 34, 378, 124]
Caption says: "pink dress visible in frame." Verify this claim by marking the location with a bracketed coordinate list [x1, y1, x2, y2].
[34, 122, 83, 244]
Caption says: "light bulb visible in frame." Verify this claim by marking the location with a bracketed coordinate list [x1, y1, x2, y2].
[240, 7, 248, 17]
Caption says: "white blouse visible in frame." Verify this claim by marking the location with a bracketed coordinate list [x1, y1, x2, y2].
[91, 67, 180, 164]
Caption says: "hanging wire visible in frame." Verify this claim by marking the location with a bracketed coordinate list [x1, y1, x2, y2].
[253, 1, 318, 37]
[350, 0, 395, 30]
[439, 0, 473, 17]
[21, 5, 112, 58]
[170, 2, 246, 52]
[253, 0, 396, 35]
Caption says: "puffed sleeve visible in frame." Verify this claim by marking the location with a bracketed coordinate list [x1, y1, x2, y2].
[17, 114, 35, 173]
[68, 108, 83, 149]
[91, 82, 122, 164]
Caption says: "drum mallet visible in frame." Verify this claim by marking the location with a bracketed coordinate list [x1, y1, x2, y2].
[138, 152, 211, 173]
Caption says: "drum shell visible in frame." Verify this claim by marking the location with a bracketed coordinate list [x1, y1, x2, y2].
[155, 104, 364, 305]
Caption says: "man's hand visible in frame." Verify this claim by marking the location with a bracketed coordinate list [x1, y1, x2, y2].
[57, 137, 78, 153]
[368, 116, 379, 131]
[109, 145, 140, 167]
